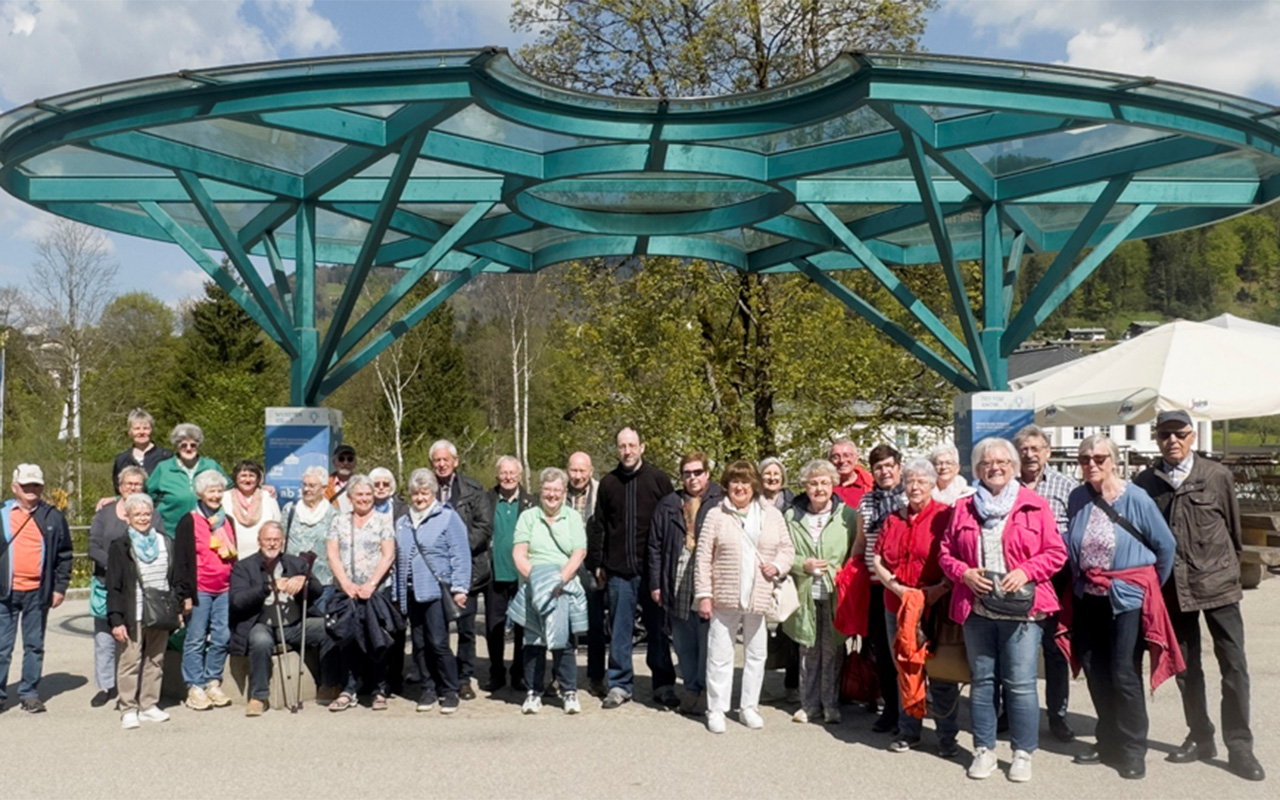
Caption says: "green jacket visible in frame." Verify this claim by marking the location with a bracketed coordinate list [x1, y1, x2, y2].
[146, 456, 227, 536]
[781, 495, 857, 648]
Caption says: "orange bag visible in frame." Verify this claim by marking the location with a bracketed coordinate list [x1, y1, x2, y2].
[834, 558, 871, 637]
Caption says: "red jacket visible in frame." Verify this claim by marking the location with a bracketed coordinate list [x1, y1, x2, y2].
[833, 466, 874, 508]
[876, 499, 951, 614]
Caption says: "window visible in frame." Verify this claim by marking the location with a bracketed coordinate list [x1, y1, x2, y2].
[1124, 425, 1137, 441]
[1072, 426, 1085, 440]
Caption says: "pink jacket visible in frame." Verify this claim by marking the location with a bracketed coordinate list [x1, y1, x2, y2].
[938, 486, 1067, 626]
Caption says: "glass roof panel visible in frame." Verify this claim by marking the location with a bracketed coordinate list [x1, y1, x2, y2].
[687, 228, 785, 251]
[527, 175, 774, 213]
[400, 203, 510, 222]
[714, 106, 891, 153]
[968, 125, 1172, 177]
[1137, 150, 1280, 182]
[337, 104, 406, 119]
[1021, 202, 1137, 234]
[352, 155, 501, 179]
[21, 145, 170, 177]
[436, 104, 611, 153]
[497, 229, 587, 251]
[150, 118, 347, 174]
[314, 207, 371, 247]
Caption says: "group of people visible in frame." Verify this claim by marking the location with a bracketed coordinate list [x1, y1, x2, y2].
[0, 408, 1265, 784]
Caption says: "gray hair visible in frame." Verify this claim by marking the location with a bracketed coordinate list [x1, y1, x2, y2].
[902, 458, 938, 485]
[259, 520, 285, 539]
[122, 493, 154, 514]
[539, 467, 568, 488]
[127, 408, 155, 428]
[828, 437, 858, 456]
[302, 465, 329, 483]
[1013, 424, 1050, 450]
[429, 439, 458, 459]
[117, 465, 148, 487]
[1078, 433, 1120, 463]
[369, 466, 396, 494]
[169, 422, 204, 447]
[496, 455, 522, 473]
[193, 469, 226, 495]
[928, 442, 959, 463]
[407, 468, 439, 495]
[971, 437, 1018, 470]
[798, 459, 838, 484]
[759, 457, 787, 483]
[346, 474, 374, 495]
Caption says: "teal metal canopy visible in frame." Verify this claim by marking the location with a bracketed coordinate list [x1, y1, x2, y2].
[2, 49, 1278, 403]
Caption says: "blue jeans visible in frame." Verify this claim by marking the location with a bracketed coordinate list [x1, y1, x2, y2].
[964, 613, 1042, 753]
[669, 612, 708, 695]
[182, 591, 230, 687]
[409, 596, 459, 697]
[525, 644, 577, 694]
[885, 608, 959, 743]
[0, 590, 47, 700]
[605, 574, 674, 695]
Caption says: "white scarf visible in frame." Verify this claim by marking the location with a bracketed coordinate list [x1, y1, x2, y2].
[731, 500, 764, 611]
[410, 501, 437, 528]
[293, 497, 330, 527]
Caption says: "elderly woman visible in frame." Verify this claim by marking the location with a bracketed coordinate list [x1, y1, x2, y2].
[223, 460, 281, 558]
[782, 459, 856, 725]
[111, 409, 172, 492]
[1067, 434, 1177, 780]
[759, 457, 794, 511]
[284, 465, 338, 589]
[174, 469, 237, 711]
[940, 437, 1066, 783]
[327, 474, 397, 712]
[508, 467, 588, 715]
[930, 443, 972, 506]
[874, 458, 959, 757]
[107, 493, 189, 730]
[88, 466, 160, 707]
[370, 467, 408, 521]
[393, 469, 470, 714]
[695, 461, 795, 733]
[146, 423, 227, 536]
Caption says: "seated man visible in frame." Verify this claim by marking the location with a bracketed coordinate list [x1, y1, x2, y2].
[229, 522, 334, 715]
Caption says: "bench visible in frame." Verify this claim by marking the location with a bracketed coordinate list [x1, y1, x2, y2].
[159, 648, 319, 708]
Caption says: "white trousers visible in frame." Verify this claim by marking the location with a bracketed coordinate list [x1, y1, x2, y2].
[706, 608, 767, 716]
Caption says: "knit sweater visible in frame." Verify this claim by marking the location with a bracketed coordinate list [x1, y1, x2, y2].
[589, 460, 673, 578]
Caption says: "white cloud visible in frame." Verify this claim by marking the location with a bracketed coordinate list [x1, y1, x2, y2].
[155, 267, 211, 302]
[257, 0, 340, 53]
[416, 0, 530, 50]
[945, 0, 1280, 99]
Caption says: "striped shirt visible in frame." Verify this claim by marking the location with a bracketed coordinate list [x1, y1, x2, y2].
[134, 543, 171, 624]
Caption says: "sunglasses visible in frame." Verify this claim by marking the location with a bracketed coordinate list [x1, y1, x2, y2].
[1157, 429, 1193, 442]
[680, 468, 707, 479]
[335, 455, 354, 462]
[373, 481, 392, 488]
[1077, 454, 1111, 466]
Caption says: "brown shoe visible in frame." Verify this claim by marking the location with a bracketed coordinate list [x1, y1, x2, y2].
[315, 685, 341, 708]
[245, 699, 266, 717]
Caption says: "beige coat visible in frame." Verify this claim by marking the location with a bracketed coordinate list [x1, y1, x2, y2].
[694, 498, 795, 615]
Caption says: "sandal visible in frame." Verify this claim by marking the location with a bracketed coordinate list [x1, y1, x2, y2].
[328, 693, 356, 713]
[371, 693, 388, 711]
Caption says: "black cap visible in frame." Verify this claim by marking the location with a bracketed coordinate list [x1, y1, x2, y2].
[333, 443, 356, 457]
[1155, 410, 1193, 428]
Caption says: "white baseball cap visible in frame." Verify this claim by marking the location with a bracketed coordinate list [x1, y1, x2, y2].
[13, 464, 44, 485]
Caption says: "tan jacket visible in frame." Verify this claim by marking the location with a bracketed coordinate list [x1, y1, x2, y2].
[694, 499, 795, 615]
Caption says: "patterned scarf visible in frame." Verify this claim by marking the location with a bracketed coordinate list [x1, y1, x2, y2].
[201, 503, 236, 559]
[231, 487, 264, 528]
[130, 528, 160, 564]
[867, 485, 904, 533]
[682, 494, 702, 551]
[973, 481, 1019, 529]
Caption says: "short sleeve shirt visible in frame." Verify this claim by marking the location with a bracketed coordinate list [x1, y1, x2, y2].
[513, 505, 586, 568]
[328, 510, 395, 585]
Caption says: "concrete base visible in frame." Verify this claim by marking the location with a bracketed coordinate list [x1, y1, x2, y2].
[159, 648, 319, 708]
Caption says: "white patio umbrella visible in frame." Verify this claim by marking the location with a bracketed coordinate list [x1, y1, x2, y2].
[1203, 312, 1280, 341]
[1009, 319, 1280, 426]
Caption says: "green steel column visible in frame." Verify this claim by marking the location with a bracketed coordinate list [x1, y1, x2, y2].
[981, 204, 1008, 390]
[292, 201, 318, 406]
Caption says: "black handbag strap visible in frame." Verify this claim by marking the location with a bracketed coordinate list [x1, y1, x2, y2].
[0, 510, 36, 560]
[1088, 488, 1156, 554]
[410, 522, 449, 589]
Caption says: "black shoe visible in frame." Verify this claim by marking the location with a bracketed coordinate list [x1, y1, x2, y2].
[1074, 748, 1103, 765]
[871, 716, 897, 734]
[20, 697, 46, 714]
[938, 739, 960, 759]
[1228, 750, 1266, 782]
[458, 680, 476, 701]
[483, 677, 506, 693]
[1167, 738, 1217, 764]
[587, 678, 608, 699]
[90, 689, 117, 708]
[1118, 758, 1146, 780]
[655, 685, 681, 709]
[1049, 716, 1076, 742]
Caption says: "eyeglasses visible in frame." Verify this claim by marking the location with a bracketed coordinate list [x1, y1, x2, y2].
[680, 468, 707, 479]
[1157, 429, 1193, 442]
[178, 442, 199, 450]
[1077, 454, 1111, 466]
[977, 459, 1012, 469]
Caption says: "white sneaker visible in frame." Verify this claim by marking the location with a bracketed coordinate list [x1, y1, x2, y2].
[739, 706, 764, 729]
[563, 691, 581, 715]
[1009, 750, 1033, 783]
[138, 706, 170, 723]
[706, 711, 727, 734]
[185, 686, 212, 711]
[521, 691, 542, 715]
[791, 708, 811, 724]
[968, 747, 999, 780]
[204, 680, 232, 708]
[121, 711, 140, 730]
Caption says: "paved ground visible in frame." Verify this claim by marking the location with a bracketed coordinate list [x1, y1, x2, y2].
[3, 580, 1277, 799]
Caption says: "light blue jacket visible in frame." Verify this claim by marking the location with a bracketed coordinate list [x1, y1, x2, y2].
[393, 503, 471, 612]
[1065, 483, 1176, 614]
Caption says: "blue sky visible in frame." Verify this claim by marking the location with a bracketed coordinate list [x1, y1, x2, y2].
[1, 0, 1277, 306]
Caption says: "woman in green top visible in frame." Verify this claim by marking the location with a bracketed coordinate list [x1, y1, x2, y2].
[782, 458, 857, 725]
[146, 423, 227, 536]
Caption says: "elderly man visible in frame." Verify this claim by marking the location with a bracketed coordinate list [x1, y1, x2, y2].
[1013, 424, 1079, 743]
[430, 439, 494, 701]
[590, 428, 675, 709]
[854, 445, 905, 733]
[829, 438, 874, 508]
[228, 521, 332, 715]
[565, 451, 608, 696]
[485, 456, 535, 692]
[326, 444, 357, 512]
[0, 465, 73, 713]
[1133, 410, 1264, 781]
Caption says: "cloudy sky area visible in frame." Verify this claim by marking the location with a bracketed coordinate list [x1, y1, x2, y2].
[0, 0, 1277, 305]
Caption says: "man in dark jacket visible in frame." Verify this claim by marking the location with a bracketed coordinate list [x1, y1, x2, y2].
[1134, 410, 1264, 781]
[431, 438, 494, 700]
[0, 464, 73, 713]
[228, 522, 333, 715]
[589, 427, 675, 709]
[485, 456, 535, 692]
[648, 451, 721, 714]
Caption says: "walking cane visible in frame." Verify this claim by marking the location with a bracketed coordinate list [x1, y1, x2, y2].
[294, 551, 318, 713]
[269, 566, 294, 712]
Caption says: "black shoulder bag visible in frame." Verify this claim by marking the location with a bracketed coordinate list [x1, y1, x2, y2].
[136, 541, 182, 631]
[412, 525, 469, 624]
[977, 516, 1037, 618]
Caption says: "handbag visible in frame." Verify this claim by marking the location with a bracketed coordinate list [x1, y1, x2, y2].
[975, 516, 1036, 618]
[839, 638, 880, 703]
[742, 526, 800, 624]
[926, 615, 971, 684]
[140, 586, 182, 631]
[411, 528, 469, 624]
[89, 575, 108, 619]
[834, 558, 871, 637]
